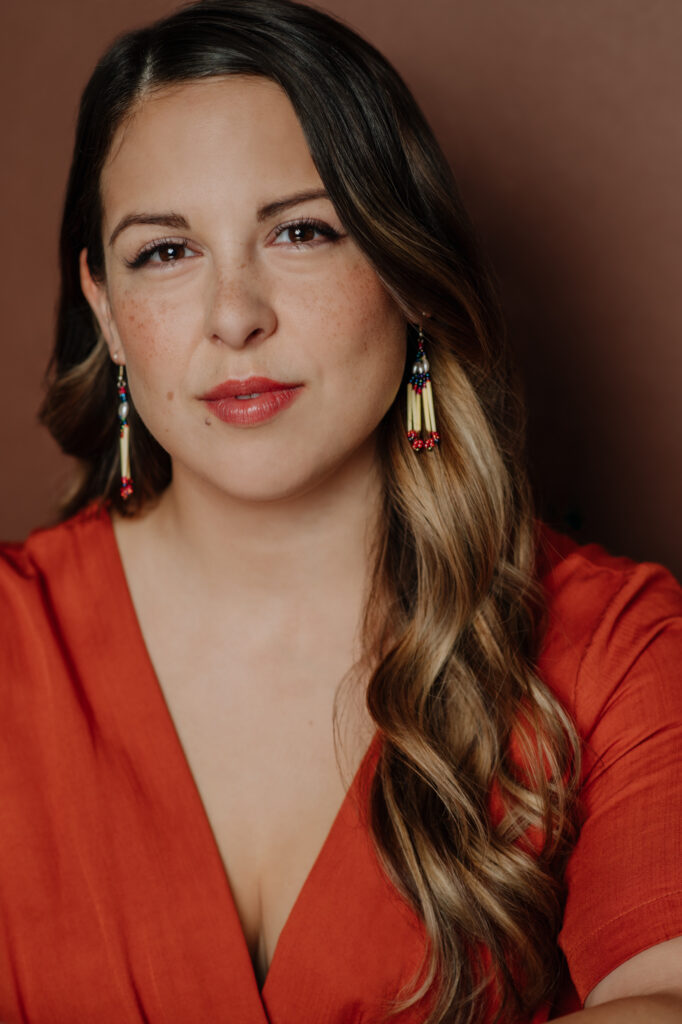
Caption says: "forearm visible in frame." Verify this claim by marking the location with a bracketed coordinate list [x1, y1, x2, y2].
[554, 994, 682, 1023]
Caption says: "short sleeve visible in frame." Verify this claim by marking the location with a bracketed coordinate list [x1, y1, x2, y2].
[557, 561, 682, 1002]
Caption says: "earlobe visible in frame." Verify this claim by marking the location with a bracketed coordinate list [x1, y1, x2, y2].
[79, 248, 123, 362]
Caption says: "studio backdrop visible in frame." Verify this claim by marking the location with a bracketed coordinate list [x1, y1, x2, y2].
[2, 0, 681, 577]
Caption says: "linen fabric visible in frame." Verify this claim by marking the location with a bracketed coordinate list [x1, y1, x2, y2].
[0, 506, 680, 1023]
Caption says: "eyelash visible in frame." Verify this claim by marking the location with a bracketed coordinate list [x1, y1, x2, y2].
[124, 218, 342, 269]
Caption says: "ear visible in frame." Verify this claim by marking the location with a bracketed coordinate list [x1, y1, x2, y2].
[79, 248, 125, 364]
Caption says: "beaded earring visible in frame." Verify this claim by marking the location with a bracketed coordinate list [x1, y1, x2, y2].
[116, 365, 134, 500]
[406, 325, 440, 452]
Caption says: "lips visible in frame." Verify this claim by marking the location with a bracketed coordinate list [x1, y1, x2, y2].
[199, 376, 303, 426]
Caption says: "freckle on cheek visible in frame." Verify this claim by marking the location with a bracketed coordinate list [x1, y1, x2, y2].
[166, 391, 174, 401]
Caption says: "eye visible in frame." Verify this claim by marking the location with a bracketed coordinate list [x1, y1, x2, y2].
[151, 242, 191, 263]
[125, 239, 197, 269]
[271, 218, 342, 247]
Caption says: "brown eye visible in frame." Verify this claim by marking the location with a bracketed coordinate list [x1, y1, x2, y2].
[126, 239, 197, 270]
[158, 243, 185, 262]
[271, 219, 341, 248]
[287, 224, 317, 243]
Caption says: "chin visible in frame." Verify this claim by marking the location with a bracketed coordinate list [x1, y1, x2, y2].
[189, 451, 332, 504]
[194, 438, 374, 506]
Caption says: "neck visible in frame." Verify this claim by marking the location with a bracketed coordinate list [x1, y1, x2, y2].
[141, 439, 384, 611]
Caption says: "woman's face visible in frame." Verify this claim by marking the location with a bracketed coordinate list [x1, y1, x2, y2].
[81, 76, 407, 503]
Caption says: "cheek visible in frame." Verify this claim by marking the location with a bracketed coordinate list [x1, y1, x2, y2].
[110, 292, 180, 375]
[322, 267, 406, 400]
[108, 293, 190, 447]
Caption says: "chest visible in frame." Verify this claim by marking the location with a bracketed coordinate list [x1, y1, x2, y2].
[2, 653, 434, 1023]
[146, 621, 373, 986]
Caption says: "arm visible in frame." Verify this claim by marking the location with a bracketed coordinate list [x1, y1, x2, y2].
[554, 935, 682, 1021]
[538, 553, 682, 1018]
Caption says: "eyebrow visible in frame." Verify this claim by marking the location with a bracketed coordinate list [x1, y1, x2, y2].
[108, 189, 331, 247]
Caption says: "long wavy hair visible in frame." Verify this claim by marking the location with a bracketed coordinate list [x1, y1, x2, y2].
[41, 1, 581, 1020]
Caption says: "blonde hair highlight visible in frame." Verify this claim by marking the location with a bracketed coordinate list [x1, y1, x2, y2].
[358, 320, 580, 1022]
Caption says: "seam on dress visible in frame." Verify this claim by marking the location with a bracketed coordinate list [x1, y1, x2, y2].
[567, 888, 682, 955]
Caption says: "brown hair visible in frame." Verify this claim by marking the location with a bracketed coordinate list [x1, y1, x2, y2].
[41, 2, 581, 1020]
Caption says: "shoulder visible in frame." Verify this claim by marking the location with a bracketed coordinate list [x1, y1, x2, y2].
[537, 523, 681, 629]
[536, 525, 682, 729]
[0, 504, 113, 648]
[0, 503, 110, 583]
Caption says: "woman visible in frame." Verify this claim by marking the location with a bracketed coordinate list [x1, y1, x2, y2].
[1, 0, 680, 1021]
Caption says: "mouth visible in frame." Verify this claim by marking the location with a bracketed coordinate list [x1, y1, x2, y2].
[199, 376, 304, 426]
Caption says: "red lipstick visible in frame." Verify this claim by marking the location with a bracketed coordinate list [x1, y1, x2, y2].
[199, 376, 303, 426]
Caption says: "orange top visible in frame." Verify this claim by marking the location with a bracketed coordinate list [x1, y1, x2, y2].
[0, 506, 681, 1023]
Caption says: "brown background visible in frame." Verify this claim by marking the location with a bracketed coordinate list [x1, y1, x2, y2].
[2, 0, 681, 577]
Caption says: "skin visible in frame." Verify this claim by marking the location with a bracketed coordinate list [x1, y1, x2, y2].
[80, 76, 682, 1013]
[81, 74, 404, 988]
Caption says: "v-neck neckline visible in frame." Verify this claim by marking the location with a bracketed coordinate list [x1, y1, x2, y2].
[97, 504, 381, 1009]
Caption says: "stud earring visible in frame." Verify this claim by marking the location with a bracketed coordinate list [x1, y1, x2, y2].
[116, 365, 134, 500]
[406, 325, 440, 452]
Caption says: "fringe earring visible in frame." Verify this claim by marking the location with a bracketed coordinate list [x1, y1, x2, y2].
[116, 366, 134, 500]
[406, 325, 440, 452]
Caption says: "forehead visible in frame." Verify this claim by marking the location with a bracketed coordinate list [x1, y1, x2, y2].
[100, 76, 322, 219]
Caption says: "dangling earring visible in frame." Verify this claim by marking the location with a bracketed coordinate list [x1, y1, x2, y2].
[116, 365, 134, 500]
[406, 325, 440, 452]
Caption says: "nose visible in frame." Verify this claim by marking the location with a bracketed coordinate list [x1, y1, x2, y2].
[204, 253, 277, 350]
